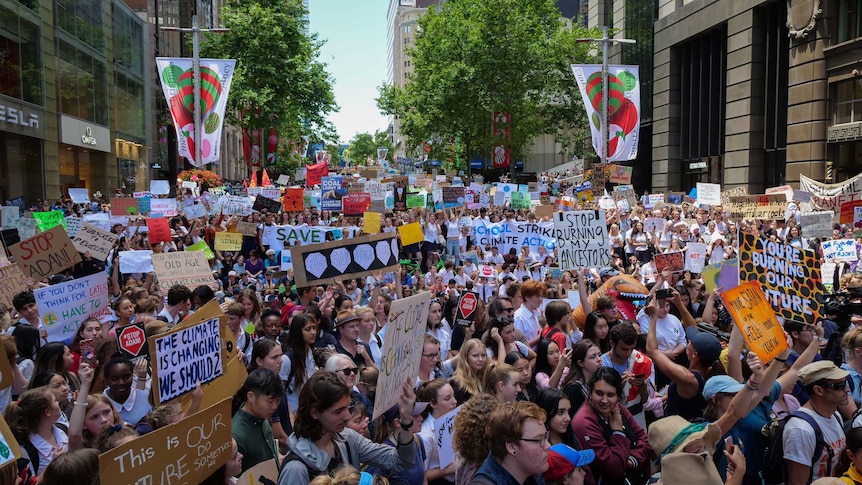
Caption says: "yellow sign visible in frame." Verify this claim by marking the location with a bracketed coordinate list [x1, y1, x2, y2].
[720, 281, 789, 362]
[398, 221, 424, 246]
[364, 212, 381, 234]
[214, 231, 243, 251]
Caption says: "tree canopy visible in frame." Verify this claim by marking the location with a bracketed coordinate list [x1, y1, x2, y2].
[344, 131, 394, 166]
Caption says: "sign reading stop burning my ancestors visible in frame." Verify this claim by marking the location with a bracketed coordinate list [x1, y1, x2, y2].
[554, 210, 612, 270]
[149, 317, 224, 405]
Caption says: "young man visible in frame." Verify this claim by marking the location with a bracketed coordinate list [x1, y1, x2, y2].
[782, 361, 849, 485]
[601, 322, 653, 428]
[9, 290, 45, 361]
[157, 284, 192, 326]
[513, 280, 546, 349]
[232, 368, 284, 474]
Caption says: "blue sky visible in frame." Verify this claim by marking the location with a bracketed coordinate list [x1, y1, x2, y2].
[309, 1, 390, 144]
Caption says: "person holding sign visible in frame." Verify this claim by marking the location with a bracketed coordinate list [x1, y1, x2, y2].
[279, 372, 417, 485]
[102, 356, 151, 426]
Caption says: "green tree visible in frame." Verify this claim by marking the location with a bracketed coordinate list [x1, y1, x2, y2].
[200, 0, 338, 161]
[343, 131, 394, 166]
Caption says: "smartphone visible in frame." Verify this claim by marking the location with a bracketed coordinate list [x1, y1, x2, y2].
[724, 436, 734, 453]
[80, 339, 97, 367]
[634, 373, 645, 379]
[656, 288, 672, 300]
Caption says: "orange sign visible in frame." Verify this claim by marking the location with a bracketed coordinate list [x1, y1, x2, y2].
[720, 281, 789, 362]
[283, 187, 304, 212]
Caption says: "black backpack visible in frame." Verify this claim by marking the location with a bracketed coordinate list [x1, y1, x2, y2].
[761, 410, 835, 485]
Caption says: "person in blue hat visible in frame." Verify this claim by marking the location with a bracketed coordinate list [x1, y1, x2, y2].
[543, 444, 595, 485]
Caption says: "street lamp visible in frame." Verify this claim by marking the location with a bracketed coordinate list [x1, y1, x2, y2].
[161, 0, 229, 166]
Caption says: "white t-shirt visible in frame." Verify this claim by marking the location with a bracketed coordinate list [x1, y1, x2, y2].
[636, 310, 686, 351]
[514, 305, 541, 345]
[783, 407, 845, 480]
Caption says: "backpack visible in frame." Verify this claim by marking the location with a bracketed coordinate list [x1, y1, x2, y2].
[281, 442, 354, 481]
[761, 410, 835, 485]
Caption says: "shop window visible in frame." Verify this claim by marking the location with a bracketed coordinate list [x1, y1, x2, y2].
[832, 79, 862, 125]
[0, 5, 43, 105]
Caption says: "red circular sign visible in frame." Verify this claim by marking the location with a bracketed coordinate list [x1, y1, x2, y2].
[118, 325, 146, 357]
[458, 292, 478, 320]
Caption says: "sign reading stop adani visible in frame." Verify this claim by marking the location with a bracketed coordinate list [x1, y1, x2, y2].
[117, 323, 149, 362]
[35, 272, 110, 342]
[9, 226, 82, 280]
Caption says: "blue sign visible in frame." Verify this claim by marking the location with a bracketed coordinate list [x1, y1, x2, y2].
[470, 159, 484, 169]
[515, 160, 524, 171]
[430, 159, 442, 167]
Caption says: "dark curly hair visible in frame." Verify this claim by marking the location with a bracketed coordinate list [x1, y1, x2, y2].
[453, 394, 499, 464]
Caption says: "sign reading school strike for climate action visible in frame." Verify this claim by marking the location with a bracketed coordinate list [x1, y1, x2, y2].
[720, 281, 789, 362]
[373, 292, 431, 419]
[35, 272, 111, 342]
[739, 233, 824, 325]
[472, 219, 556, 256]
[291, 232, 401, 288]
[99, 398, 232, 485]
[151, 251, 217, 292]
[9, 226, 82, 280]
[150, 317, 224, 404]
[554, 210, 611, 270]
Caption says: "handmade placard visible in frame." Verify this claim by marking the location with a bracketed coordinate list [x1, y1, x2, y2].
[151, 251, 216, 291]
[654, 252, 684, 273]
[149, 317, 224, 404]
[0, 263, 28, 313]
[291, 232, 400, 287]
[71, 223, 118, 262]
[214, 231, 243, 251]
[720, 282, 789, 362]
[111, 198, 140, 216]
[252, 195, 281, 213]
[9, 226, 82, 280]
[554, 210, 611, 270]
[35, 272, 111, 342]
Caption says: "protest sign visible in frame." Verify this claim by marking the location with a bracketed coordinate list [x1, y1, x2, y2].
[793, 190, 813, 203]
[647, 194, 665, 208]
[841, 200, 862, 224]
[608, 165, 633, 184]
[703, 259, 736, 293]
[1, 206, 18, 229]
[393, 177, 408, 211]
[305, 161, 328, 186]
[442, 186, 465, 207]
[221, 195, 253, 216]
[407, 192, 426, 209]
[454, 292, 479, 327]
[721, 281, 789, 362]
[434, 405, 461, 468]
[82, 212, 110, 232]
[821, 239, 857, 262]
[291, 233, 401, 287]
[720, 186, 748, 205]
[799, 211, 835, 239]
[478, 265, 496, 278]
[214, 231, 243, 251]
[398, 222, 424, 246]
[35, 272, 110, 342]
[727, 195, 787, 220]
[0, 343, 11, 388]
[137, 196, 151, 214]
[283, 187, 304, 212]
[183, 203, 207, 220]
[238, 461, 279, 485]
[71, 223, 117, 261]
[150, 180, 171, 195]
[643, 217, 666, 234]
[739, 233, 823, 325]
[99, 398, 232, 485]
[321, 176, 346, 212]
[0, 413, 21, 468]
[473, 219, 556, 256]
[511, 191, 531, 209]
[696, 183, 721, 205]
[373, 292, 431, 419]
[33, 210, 66, 231]
[147, 217, 172, 244]
[16, 218, 35, 240]
[684, 243, 708, 273]
[119, 250, 154, 273]
[111, 198, 139, 216]
[9, 226, 81, 280]
[276, 174, 290, 186]
[252, 195, 281, 214]
[0, 263, 28, 312]
[535, 204, 554, 219]
[65, 216, 83, 238]
[718, 259, 740, 291]
[261, 188, 280, 200]
[117, 323, 149, 362]
[554, 211, 611, 270]
[364, 212, 381, 234]
[68, 188, 89, 204]
[654, 252, 684, 273]
[235, 221, 258, 237]
[186, 240, 215, 260]
[150, 317, 224, 404]
[343, 193, 372, 216]
[152, 251, 216, 291]
[150, 198, 178, 217]
[765, 185, 794, 201]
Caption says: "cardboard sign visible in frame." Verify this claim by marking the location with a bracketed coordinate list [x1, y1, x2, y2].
[151, 251, 216, 291]
[150, 179, 171, 195]
[434, 405, 461, 468]
[291, 233, 401, 288]
[183, 203, 207, 220]
[821, 239, 857, 263]
[252, 195, 281, 214]
[214, 231, 243, 251]
[147, 217, 172, 244]
[185, 240, 215, 260]
[554, 211, 612, 270]
[535, 204, 554, 219]
[221, 195, 253, 216]
[117, 323, 149, 361]
[765, 185, 794, 201]
[151, 198, 178, 217]
[455, 292, 479, 327]
[684, 243, 708, 274]
[739, 233, 823, 325]
[236, 221, 259, 237]
[696, 183, 722, 205]
[644, 217, 666, 234]
[35, 272, 111, 342]
[364, 212, 381, 234]
[111, 198, 140, 216]
[0, 263, 28, 317]
[799, 211, 835, 239]
[841, 200, 862, 224]
[0, 413, 22, 467]
[343, 193, 372, 216]
[720, 186, 747, 205]
[728, 195, 787, 220]
[1, 206, 19, 229]
[9, 226, 82, 280]
[65, 216, 83, 238]
[608, 165, 633, 184]
[34, 210, 66, 232]
[237, 460, 279, 485]
[119, 250, 155, 273]
[373, 292, 431, 419]
[398, 222, 424, 246]
[703, 258, 736, 293]
[654, 251, 684, 273]
[71, 223, 118, 261]
[150, 317, 224, 404]
[283, 187, 304, 212]
[720, 281, 789, 362]
[98, 398, 232, 485]
[393, 177, 408, 211]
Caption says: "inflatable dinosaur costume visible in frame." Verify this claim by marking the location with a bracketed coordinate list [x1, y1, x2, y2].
[572, 274, 650, 329]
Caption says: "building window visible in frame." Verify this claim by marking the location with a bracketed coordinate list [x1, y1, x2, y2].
[56, 0, 106, 52]
[838, 0, 862, 43]
[403, 25, 411, 33]
[58, 40, 108, 125]
[0, 4, 43, 105]
[832, 79, 862, 125]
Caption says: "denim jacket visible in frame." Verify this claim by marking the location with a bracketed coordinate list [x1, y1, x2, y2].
[469, 454, 546, 485]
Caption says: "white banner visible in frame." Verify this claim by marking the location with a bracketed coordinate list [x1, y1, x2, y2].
[156, 58, 237, 166]
[571, 64, 641, 162]
[799, 173, 862, 212]
[471, 220, 556, 256]
[35, 272, 111, 342]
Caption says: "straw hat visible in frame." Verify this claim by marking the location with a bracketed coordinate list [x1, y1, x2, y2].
[335, 310, 361, 327]
[655, 452, 724, 485]
[648, 416, 722, 456]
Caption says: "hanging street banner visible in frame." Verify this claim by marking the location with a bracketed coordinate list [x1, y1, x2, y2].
[571, 64, 641, 162]
[156, 58, 237, 167]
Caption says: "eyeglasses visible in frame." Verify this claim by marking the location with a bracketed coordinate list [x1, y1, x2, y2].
[802, 325, 817, 333]
[520, 431, 550, 444]
[339, 367, 359, 376]
[501, 307, 515, 313]
[422, 353, 440, 359]
[819, 382, 847, 391]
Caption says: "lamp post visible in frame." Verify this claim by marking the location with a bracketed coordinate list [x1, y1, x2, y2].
[161, 0, 228, 166]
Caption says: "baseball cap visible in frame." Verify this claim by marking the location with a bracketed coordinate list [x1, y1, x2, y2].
[798, 360, 850, 386]
[685, 327, 722, 366]
[544, 444, 595, 481]
[599, 267, 620, 277]
[702, 375, 745, 400]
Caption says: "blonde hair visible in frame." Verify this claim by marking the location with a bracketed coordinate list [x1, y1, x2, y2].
[308, 466, 389, 485]
[451, 339, 488, 396]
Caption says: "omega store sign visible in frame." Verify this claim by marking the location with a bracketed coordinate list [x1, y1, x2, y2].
[60, 115, 111, 153]
[0, 94, 46, 139]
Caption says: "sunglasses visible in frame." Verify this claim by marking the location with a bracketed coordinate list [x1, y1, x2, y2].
[339, 367, 359, 376]
[819, 382, 847, 391]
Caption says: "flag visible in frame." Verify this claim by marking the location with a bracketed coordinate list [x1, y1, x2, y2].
[250, 128, 262, 167]
[377, 148, 388, 163]
[492, 112, 512, 168]
[249, 169, 258, 188]
[156, 58, 236, 166]
[571, 65, 641, 162]
[261, 168, 271, 187]
[266, 127, 278, 166]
